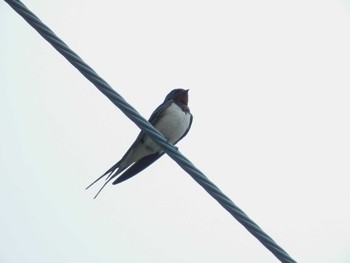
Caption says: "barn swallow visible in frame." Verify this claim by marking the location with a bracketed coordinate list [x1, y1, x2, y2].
[86, 88, 193, 198]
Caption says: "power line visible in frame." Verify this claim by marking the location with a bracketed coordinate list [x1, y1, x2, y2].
[4, 1, 297, 262]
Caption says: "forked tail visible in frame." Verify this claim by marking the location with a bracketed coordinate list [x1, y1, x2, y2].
[86, 161, 121, 199]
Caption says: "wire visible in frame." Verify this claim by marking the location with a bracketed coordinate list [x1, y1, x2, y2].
[4, 0, 297, 262]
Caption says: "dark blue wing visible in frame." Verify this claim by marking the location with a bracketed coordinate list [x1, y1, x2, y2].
[148, 99, 173, 124]
[112, 152, 165, 185]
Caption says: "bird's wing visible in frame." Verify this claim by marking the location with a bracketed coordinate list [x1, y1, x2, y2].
[119, 100, 173, 162]
[112, 152, 165, 185]
[148, 100, 173, 124]
[114, 100, 173, 169]
[104, 101, 172, 183]
[112, 108, 192, 186]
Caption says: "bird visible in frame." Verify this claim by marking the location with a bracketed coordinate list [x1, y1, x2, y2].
[86, 88, 193, 198]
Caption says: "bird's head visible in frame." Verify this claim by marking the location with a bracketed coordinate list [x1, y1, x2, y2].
[164, 89, 190, 110]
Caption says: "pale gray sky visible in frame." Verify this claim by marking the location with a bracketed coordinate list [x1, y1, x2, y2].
[1, 0, 350, 262]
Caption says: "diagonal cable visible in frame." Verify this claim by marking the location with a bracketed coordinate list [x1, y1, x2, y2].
[4, 0, 297, 262]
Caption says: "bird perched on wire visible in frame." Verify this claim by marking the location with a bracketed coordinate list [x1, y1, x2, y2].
[86, 88, 193, 198]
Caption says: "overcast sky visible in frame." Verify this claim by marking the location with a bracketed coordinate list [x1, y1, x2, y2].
[1, 0, 350, 262]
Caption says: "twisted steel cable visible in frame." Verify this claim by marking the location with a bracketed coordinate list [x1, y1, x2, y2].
[4, 0, 297, 262]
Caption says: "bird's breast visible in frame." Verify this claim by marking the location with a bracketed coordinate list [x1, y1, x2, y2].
[154, 103, 191, 143]
[140, 103, 191, 153]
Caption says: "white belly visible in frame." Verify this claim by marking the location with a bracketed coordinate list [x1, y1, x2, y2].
[155, 103, 191, 143]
